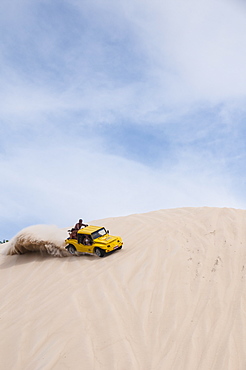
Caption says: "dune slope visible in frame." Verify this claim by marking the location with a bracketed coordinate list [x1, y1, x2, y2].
[1, 207, 246, 369]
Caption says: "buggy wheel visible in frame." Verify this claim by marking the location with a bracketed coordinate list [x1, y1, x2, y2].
[67, 245, 76, 255]
[95, 247, 105, 258]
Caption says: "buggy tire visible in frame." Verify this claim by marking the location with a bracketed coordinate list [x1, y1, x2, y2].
[95, 247, 105, 258]
[67, 245, 76, 255]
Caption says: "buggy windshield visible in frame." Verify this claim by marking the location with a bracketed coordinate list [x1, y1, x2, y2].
[91, 228, 107, 240]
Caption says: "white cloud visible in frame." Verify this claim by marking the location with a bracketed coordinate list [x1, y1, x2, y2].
[2, 0, 246, 126]
[124, 0, 246, 104]
[78, 0, 246, 105]
[0, 135, 242, 239]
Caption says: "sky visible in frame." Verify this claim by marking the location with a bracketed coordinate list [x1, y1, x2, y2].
[1, 0, 246, 239]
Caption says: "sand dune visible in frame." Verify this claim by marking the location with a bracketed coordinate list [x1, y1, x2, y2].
[1, 207, 246, 369]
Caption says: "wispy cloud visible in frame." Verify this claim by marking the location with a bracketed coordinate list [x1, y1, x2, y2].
[0, 128, 242, 239]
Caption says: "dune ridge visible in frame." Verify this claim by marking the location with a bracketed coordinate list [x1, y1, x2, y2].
[1, 207, 246, 369]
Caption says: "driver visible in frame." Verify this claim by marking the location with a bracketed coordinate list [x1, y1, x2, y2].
[83, 235, 92, 245]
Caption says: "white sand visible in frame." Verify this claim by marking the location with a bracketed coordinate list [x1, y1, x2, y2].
[1, 207, 246, 369]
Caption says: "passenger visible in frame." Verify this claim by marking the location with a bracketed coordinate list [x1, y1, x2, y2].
[69, 228, 78, 239]
[74, 219, 88, 230]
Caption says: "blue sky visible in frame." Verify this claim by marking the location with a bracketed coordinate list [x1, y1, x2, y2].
[1, 0, 246, 239]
